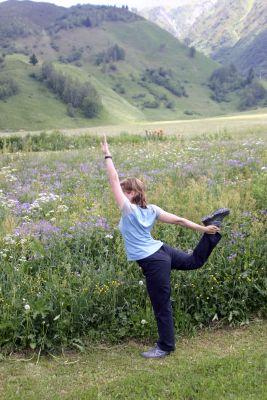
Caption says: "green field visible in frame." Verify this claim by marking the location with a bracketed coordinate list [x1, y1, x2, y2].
[0, 321, 266, 399]
[0, 116, 266, 353]
[1, 109, 267, 137]
[1, 3, 266, 396]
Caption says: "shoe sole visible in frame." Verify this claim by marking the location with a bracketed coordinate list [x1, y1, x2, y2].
[202, 208, 230, 225]
[141, 352, 170, 359]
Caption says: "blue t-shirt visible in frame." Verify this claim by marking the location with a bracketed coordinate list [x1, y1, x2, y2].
[119, 199, 163, 261]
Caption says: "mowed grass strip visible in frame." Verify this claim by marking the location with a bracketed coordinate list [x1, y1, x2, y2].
[0, 321, 266, 400]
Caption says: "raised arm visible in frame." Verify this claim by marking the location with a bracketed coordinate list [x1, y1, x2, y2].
[158, 210, 219, 235]
[101, 135, 127, 210]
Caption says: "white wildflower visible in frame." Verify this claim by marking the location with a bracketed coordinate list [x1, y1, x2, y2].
[3, 234, 16, 245]
[45, 210, 55, 216]
[22, 216, 32, 222]
[141, 319, 147, 325]
[57, 205, 69, 212]
[212, 313, 218, 321]
[24, 304, 30, 311]
[139, 280, 144, 286]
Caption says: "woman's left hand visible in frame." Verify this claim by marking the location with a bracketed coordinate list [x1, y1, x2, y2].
[205, 225, 220, 234]
[101, 135, 111, 156]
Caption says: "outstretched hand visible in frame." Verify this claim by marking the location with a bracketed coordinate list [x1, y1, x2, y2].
[205, 225, 220, 234]
[101, 135, 111, 156]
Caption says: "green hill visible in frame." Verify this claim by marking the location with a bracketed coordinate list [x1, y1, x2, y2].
[0, 0, 263, 131]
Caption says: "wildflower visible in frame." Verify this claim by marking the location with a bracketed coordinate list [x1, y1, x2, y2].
[57, 205, 69, 212]
[3, 234, 16, 245]
[24, 304, 30, 311]
[45, 210, 55, 216]
[139, 280, 144, 286]
[105, 234, 113, 239]
[141, 319, 147, 325]
[212, 313, 218, 321]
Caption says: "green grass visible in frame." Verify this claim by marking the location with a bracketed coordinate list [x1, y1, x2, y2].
[0, 125, 266, 352]
[1, 109, 266, 138]
[0, 121, 266, 399]
[0, 55, 105, 131]
[54, 109, 267, 139]
[0, 321, 266, 399]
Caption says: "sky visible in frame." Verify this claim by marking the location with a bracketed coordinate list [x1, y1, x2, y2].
[0, 0, 192, 10]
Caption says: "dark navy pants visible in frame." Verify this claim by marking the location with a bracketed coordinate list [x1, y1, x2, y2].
[137, 233, 221, 352]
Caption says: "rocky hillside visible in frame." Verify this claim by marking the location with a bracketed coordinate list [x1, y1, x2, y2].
[140, 0, 267, 78]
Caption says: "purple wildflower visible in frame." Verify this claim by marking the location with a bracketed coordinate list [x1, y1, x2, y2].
[14, 220, 61, 239]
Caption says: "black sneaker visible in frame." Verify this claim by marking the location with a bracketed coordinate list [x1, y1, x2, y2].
[201, 208, 230, 227]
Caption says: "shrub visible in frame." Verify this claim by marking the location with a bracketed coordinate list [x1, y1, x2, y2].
[0, 77, 19, 100]
[208, 64, 267, 108]
[95, 44, 125, 65]
[141, 68, 187, 97]
[113, 83, 125, 94]
[143, 100, 159, 108]
[82, 96, 102, 118]
[32, 62, 102, 117]
[239, 81, 267, 110]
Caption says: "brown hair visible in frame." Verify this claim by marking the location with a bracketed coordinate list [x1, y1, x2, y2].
[120, 178, 147, 208]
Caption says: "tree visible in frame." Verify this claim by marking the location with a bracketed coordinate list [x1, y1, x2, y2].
[188, 46, 196, 58]
[246, 68, 255, 85]
[82, 96, 102, 118]
[0, 54, 5, 65]
[82, 17, 92, 27]
[29, 53, 38, 66]
[0, 78, 19, 100]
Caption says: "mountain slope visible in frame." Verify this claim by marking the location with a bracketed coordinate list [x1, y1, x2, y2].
[215, 29, 267, 77]
[140, 0, 267, 78]
[0, 0, 260, 131]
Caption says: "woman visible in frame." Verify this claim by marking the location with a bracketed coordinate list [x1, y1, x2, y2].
[101, 136, 229, 359]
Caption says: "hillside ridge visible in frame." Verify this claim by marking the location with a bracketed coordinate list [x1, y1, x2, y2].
[0, 0, 266, 131]
[139, 0, 267, 78]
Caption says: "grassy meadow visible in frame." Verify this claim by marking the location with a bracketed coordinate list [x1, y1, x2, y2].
[0, 115, 266, 353]
[0, 320, 266, 399]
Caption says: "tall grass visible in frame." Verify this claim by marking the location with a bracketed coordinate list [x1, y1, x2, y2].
[0, 131, 160, 153]
[0, 128, 266, 351]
